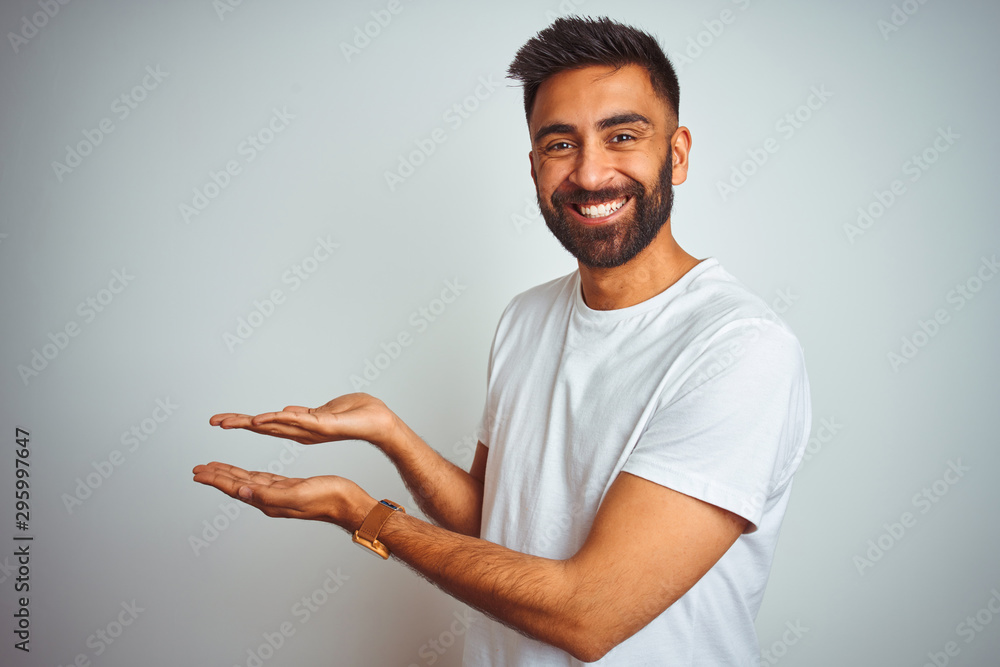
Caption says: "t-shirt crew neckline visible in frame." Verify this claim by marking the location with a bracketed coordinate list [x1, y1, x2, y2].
[572, 257, 719, 325]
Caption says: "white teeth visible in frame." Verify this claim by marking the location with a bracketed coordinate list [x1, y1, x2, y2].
[579, 198, 626, 218]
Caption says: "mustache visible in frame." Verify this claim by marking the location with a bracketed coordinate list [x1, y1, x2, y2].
[550, 180, 645, 207]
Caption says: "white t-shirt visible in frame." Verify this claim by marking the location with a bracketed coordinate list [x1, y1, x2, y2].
[463, 258, 812, 666]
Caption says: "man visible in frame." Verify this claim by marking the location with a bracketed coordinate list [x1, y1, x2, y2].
[194, 16, 811, 665]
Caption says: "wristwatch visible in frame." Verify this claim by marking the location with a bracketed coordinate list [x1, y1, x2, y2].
[352, 499, 405, 559]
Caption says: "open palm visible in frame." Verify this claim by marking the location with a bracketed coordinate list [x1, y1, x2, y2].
[191, 462, 369, 527]
[209, 392, 397, 446]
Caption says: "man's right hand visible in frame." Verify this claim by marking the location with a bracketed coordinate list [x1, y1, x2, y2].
[209, 392, 399, 448]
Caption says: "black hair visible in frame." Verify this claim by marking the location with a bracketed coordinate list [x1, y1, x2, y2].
[507, 15, 680, 127]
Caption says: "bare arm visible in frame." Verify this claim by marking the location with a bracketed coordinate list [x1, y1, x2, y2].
[378, 471, 747, 661]
[378, 417, 488, 536]
[193, 463, 746, 662]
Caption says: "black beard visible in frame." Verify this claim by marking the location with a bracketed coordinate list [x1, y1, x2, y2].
[537, 151, 674, 269]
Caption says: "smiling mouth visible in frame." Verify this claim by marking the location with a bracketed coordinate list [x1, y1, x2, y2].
[571, 196, 629, 219]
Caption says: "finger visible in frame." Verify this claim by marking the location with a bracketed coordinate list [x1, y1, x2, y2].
[196, 476, 304, 519]
[252, 410, 328, 432]
[212, 412, 320, 443]
[251, 410, 320, 426]
[192, 467, 250, 498]
[210, 413, 252, 424]
[211, 414, 257, 429]
[193, 463, 291, 489]
[237, 482, 307, 516]
[220, 480, 304, 518]
[210, 413, 244, 426]
[282, 405, 311, 413]
[196, 464, 277, 498]
[241, 420, 320, 443]
[244, 470, 289, 484]
[194, 461, 254, 478]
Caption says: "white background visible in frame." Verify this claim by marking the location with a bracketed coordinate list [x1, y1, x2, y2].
[1, 0, 998, 665]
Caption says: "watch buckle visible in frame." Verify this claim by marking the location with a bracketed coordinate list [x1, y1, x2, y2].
[353, 530, 390, 559]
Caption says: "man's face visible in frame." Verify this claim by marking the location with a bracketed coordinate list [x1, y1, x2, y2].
[528, 64, 680, 269]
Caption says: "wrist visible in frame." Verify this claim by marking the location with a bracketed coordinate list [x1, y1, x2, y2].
[373, 410, 411, 460]
[351, 498, 407, 559]
[335, 487, 378, 533]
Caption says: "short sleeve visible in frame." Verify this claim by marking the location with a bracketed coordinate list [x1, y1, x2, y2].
[475, 300, 512, 449]
[622, 318, 811, 531]
[475, 399, 491, 448]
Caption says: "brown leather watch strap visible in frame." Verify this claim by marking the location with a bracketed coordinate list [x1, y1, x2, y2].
[352, 499, 405, 559]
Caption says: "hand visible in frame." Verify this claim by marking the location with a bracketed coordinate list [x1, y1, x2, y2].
[209, 393, 398, 448]
[191, 462, 375, 531]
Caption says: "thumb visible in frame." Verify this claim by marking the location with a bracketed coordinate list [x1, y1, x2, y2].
[237, 482, 292, 508]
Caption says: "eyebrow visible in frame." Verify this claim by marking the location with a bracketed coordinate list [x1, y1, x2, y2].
[532, 112, 652, 145]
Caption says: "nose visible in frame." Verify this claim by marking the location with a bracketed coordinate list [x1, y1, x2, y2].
[567, 143, 617, 192]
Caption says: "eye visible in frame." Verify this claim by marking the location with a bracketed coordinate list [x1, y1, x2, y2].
[610, 133, 636, 144]
[547, 141, 574, 152]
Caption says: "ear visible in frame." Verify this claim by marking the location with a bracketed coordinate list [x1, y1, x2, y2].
[528, 150, 537, 188]
[670, 126, 692, 186]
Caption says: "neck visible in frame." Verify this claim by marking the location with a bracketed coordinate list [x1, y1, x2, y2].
[578, 221, 701, 311]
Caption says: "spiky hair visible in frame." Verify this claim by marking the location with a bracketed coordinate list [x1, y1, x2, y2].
[507, 15, 680, 126]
